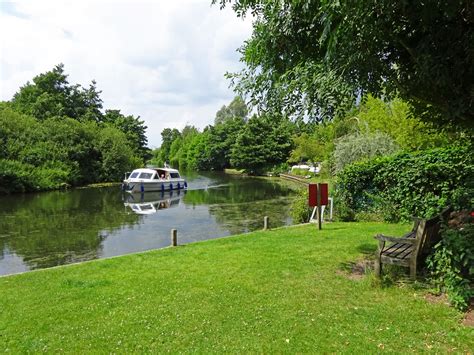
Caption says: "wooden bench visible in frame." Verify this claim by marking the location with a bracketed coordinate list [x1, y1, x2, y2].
[374, 208, 451, 279]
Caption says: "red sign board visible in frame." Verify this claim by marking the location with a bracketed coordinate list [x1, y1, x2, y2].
[319, 183, 329, 206]
[308, 183, 329, 207]
[309, 184, 318, 207]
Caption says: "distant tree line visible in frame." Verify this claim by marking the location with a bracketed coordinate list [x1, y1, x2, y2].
[149, 96, 295, 174]
[0, 64, 149, 193]
[151, 95, 460, 176]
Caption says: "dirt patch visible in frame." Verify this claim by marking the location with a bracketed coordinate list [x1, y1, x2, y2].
[337, 259, 373, 280]
[424, 293, 449, 305]
[462, 300, 474, 327]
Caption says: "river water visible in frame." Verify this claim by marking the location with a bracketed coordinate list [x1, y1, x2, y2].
[0, 172, 299, 276]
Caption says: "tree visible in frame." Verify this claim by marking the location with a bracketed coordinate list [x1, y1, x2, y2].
[355, 96, 451, 151]
[104, 109, 150, 162]
[159, 128, 181, 164]
[206, 117, 246, 170]
[333, 131, 399, 173]
[215, 0, 473, 129]
[11, 64, 104, 122]
[289, 133, 321, 163]
[230, 115, 293, 174]
[214, 96, 249, 125]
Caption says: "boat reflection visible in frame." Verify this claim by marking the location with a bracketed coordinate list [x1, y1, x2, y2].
[123, 190, 185, 215]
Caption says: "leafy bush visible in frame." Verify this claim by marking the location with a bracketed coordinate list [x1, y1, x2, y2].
[333, 130, 399, 174]
[291, 168, 311, 177]
[0, 160, 36, 193]
[0, 107, 143, 194]
[335, 144, 473, 222]
[290, 188, 312, 224]
[427, 215, 474, 311]
[268, 163, 289, 175]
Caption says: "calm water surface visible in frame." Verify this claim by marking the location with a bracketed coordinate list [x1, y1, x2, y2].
[0, 172, 298, 275]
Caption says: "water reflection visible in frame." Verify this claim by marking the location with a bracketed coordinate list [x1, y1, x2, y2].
[124, 191, 185, 215]
[0, 173, 298, 275]
[0, 188, 141, 275]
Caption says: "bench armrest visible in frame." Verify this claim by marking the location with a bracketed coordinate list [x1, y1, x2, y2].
[374, 234, 417, 245]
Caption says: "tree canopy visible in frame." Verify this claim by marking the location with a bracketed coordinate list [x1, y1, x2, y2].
[215, 0, 473, 129]
[1, 65, 148, 193]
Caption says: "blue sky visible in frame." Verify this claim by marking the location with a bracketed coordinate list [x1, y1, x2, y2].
[0, 0, 252, 147]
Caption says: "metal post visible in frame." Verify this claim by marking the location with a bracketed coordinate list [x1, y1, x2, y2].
[171, 229, 177, 246]
[264, 216, 269, 230]
[317, 183, 322, 230]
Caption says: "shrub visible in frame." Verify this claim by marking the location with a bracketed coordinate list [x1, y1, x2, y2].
[426, 214, 474, 310]
[335, 144, 473, 222]
[333, 130, 399, 174]
[290, 188, 312, 223]
[0, 160, 35, 193]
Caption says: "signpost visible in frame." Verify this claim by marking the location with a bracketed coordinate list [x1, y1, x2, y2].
[308, 183, 329, 230]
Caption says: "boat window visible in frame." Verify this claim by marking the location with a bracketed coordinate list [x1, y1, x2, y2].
[130, 172, 139, 178]
[170, 173, 180, 178]
[156, 170, 166, 179]
[139, 172, 153, 179]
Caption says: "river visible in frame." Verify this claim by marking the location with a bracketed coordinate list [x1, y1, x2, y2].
[0, 172, 299, 276]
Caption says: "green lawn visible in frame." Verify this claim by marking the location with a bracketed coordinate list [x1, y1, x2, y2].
[1, 223, 472, 352]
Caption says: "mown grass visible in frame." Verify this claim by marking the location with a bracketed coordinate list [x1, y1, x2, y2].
[1, 223, 472, 352]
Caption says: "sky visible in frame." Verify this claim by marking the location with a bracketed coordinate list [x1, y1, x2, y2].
[0, 0, 253, 147]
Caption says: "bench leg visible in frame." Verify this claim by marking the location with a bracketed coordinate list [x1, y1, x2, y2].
[409, 259, 417, 280]
[374, 258, 382, 278]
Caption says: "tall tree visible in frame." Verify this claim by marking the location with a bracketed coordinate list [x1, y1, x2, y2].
[104, 109, 150, 162]
[215, 0, 473, 129]
[206, 117, 246, 170]
[159, 128, 181, 164]
[11, 64, 104, 122]
[214, 96, 249, 125]
[230, 115, 293, 174]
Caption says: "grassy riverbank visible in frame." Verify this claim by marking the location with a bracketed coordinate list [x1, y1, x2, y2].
[1, 223, 472, 352]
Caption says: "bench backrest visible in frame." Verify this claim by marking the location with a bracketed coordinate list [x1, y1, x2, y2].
[416, 207, 451, 259]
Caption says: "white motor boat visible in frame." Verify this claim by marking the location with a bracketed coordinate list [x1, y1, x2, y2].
[122, 167, 187, 193]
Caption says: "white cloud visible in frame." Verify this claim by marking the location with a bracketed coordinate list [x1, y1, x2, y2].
[0, 0, 252, 147]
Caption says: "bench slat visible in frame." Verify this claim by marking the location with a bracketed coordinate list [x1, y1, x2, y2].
[383, 243, 412, 258]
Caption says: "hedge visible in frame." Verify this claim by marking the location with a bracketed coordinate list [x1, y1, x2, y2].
[335, 144, 473, 222]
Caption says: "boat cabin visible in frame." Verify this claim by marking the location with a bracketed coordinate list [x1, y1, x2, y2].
[126, 168, 181, 181]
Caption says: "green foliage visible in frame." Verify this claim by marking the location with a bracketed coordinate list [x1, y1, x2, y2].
[155, 97, 292, 174]
[0, 65, 146, 193]
[214, 96, 248, 125]
[230, 115, 293, 174]
[11, 63, 103, 122]
[103, 109, 150, 162]
[206, 117, 246, 170]
[216, 0, 473, 129]
[290, 168, 311, 177]
[158, 128, 181, 165]
[288, 96, 458, 179]
[333, 131, 399, 174]
[335, 145, 473, 222]
[0, 107, 140, 193]
[356, 96, 451, 151]
[148, 148, 164, 167]
[427, 221, 474, 311]
[289, 133, 321, 163]
[0, 160, 36, 193]
[290, 188, 312, 224]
